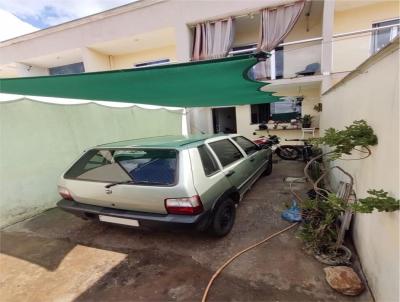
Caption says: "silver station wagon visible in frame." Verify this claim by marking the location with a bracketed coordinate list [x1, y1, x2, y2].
[57, 134, 273, 236]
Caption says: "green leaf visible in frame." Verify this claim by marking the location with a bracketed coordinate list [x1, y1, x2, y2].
[314, 120, 378, 160]
[352, 189, 400, 213]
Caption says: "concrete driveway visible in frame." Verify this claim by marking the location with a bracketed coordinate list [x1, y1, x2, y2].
[0, 161, 373, 302]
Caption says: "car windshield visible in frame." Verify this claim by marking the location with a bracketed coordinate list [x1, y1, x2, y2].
[64, 148, 178, 186]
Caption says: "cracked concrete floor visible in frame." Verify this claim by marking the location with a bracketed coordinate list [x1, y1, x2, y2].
[0, 160, 373, 302]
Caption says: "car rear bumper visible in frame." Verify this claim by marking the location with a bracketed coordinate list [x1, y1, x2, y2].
[57, 199, 211, 231]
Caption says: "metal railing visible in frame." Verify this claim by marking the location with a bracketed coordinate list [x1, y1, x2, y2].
[228, 23, 399, 80]
[228, 23, 400, 56]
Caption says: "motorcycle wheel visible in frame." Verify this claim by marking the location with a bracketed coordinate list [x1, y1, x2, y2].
[276, 146, 301, 160]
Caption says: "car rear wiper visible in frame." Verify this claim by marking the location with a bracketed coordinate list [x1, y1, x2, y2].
[105, 180, 134, 188]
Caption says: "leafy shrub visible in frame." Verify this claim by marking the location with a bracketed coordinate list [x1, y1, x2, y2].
[352, 190, 400, 213]
[299, 190, 399, 253]
[314, 120, 378, 159]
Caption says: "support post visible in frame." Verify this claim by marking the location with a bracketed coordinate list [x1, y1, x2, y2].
[321, 0, 335, 93]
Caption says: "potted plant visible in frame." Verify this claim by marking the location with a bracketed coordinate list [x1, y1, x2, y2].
[299, 189, 399, 265]
[298, 120, 400, 265]
[313, 103, 322, 112]
[301, 114, 312, 128]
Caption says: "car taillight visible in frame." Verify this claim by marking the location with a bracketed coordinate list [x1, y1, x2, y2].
[58, 186, 74, 201]
[165, 195, 203, 215]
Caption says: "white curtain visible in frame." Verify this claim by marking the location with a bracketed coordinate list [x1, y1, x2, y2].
[258, 1, 305, 52]
[192, 17, 235, 60]
[252, 60, 270, 80]
[253, 1, 305, 79]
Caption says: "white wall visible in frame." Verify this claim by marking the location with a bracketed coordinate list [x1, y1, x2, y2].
[236, 105, 257, 138]
[0, 0, 289, 66]
[15, 63, 49, 76]
[283, 1, 323, 77]
[189, 107, 213, 134]
[82, 48, 110, 72]
[332, 1, 399, 73]
[111, 45, 176, 69]
[190, 87, 321, 140]
[321, 41, 399, 302]
[0, 99, 183, 228]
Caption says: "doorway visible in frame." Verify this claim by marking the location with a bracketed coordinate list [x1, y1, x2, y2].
[212, 107, 237, 134]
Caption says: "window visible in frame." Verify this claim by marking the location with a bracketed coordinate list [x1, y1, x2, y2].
[232, 136, 258, 155]
[65, 148, 178, 185]
[251, 103, 270, 124]
[371, 19, 399, 54]
[271, 97, 301, 122]
[134, 59, 170, 68]
[198, 145, 219, 176]
[209, 139, 243, 167]
[49, 62, 85, 75]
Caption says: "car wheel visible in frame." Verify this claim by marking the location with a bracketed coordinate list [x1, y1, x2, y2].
[262, 155, 273, 176]
[209, 198, 236, 237]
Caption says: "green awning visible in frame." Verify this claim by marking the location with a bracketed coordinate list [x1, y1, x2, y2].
[0, 54, 278, 107]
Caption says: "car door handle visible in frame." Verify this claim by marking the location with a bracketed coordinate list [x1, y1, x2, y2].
[225, 170, 235, 177]
[249, 157, 255, 162]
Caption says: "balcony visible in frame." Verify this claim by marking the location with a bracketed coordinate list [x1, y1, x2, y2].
[249, 39, 322, 81]
[332, 21, 400, 75]
[225, 2, 399, 84]
[228, 0, 323, 82]
[233, 23, 399, 84]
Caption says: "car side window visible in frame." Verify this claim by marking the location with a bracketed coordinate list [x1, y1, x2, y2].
[197, 145, 220, 176]
[232, 136, 259, 155]
[209, 139, 244, 167]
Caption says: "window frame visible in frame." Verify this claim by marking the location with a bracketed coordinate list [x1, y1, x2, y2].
[207, 138, 245, 168]
[134, 58, 170, 68]
[232, 136, 259, 156]
[63, 147, 180, 187]
[197, 144, 221, 177]
[48, 62, 85, 75]
[230, 43, 257, 56]
[371, 18, 400, 54]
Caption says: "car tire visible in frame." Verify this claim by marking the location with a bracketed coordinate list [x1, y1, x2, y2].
[276, 146, 301, 160]
[262, 155, 273, 176]
[209, 198, 236, 237]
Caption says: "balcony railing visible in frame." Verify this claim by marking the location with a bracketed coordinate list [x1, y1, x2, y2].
[332, 22, 399, 74]
[229, 38, 322, 81]
[229, 22, 399, 81]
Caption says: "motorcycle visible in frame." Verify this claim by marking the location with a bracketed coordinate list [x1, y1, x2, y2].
[253, 135, 311, 161]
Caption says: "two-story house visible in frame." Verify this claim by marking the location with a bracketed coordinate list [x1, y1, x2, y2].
[0, 3, 399, 300]
[1, 0, 398, 141]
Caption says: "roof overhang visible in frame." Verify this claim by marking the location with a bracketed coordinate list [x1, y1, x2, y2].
[262, 75, 322, 97]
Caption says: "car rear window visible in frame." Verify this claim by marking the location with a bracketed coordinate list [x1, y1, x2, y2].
[198, 145, 219, 176]
[64, 149, 178, 185]
[232, 136, 259, 155]
[209, 139, 243, 167]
